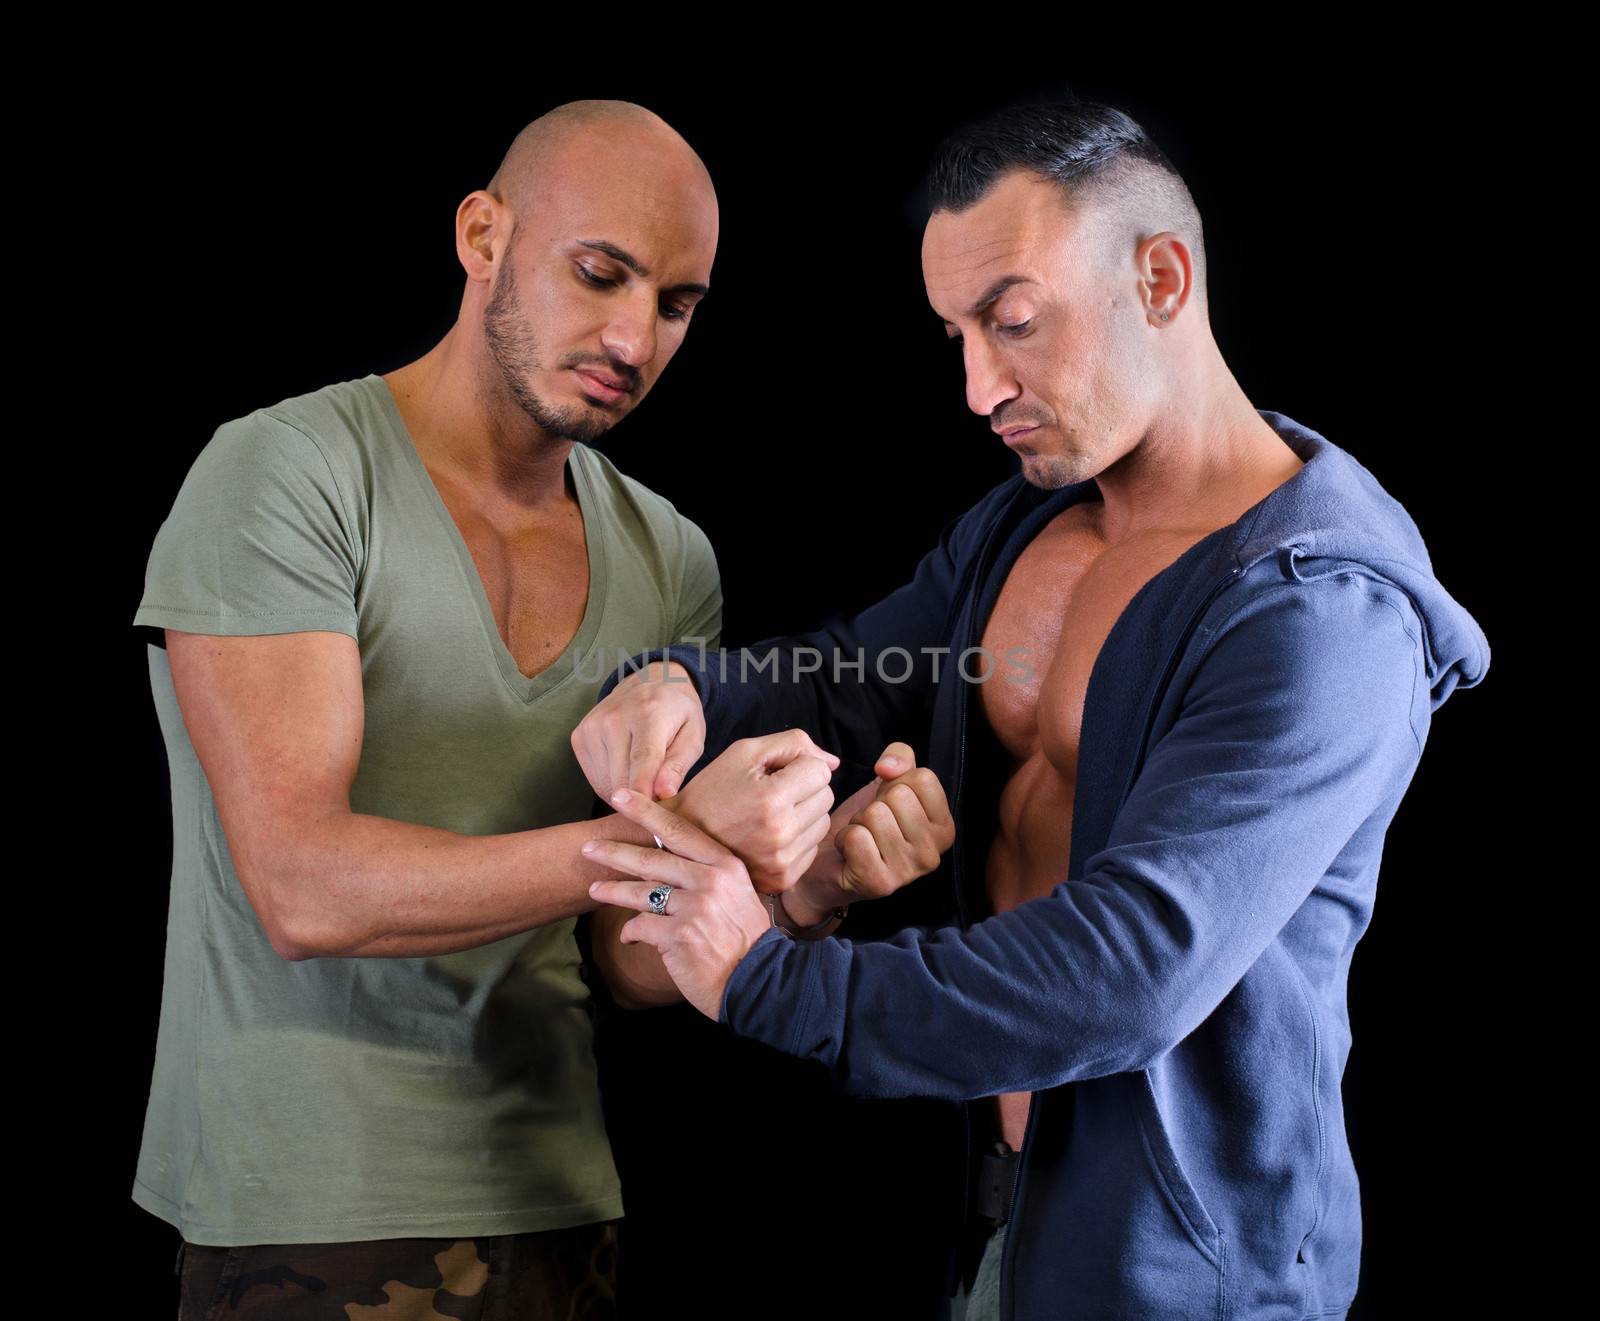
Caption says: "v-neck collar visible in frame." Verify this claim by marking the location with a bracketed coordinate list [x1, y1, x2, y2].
[366, 372, 610, 706]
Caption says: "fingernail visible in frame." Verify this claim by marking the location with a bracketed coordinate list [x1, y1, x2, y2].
[581, 841, 597, 855]
[881, 757, 899, 770]
[588, 881, 601, 894]
[610, 789, 631, 806]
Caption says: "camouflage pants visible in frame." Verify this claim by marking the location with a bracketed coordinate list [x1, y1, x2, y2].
[176, 1220, 618, 1319]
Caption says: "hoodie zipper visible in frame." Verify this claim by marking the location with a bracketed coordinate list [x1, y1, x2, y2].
[949, 512, 1007, 932]
[996, 559, 1245, 1320]
[946, 510, 1007, 1289]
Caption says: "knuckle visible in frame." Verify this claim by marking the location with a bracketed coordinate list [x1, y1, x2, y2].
[842, 826, 873, 864]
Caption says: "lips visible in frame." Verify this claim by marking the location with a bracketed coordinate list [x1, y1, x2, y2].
[998, 426, 1039, 446]
[574, 368, 630, 403]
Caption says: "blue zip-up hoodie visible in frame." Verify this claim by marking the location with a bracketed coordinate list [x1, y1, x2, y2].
[599, 411, 1489, 1320]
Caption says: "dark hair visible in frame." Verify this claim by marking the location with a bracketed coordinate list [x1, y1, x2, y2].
[924, 98, 1172, 209]
[923, 97, 1206, 298]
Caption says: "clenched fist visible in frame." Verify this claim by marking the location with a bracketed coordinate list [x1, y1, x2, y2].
[665, 729, 840, 893]
[778, 742, 956, 925]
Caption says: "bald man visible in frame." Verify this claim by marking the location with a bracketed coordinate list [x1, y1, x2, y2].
[131, 100, 946, 1319]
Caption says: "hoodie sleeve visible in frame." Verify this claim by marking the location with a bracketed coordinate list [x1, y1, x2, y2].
[718, 569, 1430, 1098]
[596, 484, 1012, 771]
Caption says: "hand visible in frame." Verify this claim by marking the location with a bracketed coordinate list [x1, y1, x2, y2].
[667, 730, 840, 894]
[582, 789, 772, 1020]
[783, 742, 955, 921]
[571, 660, 705, 801]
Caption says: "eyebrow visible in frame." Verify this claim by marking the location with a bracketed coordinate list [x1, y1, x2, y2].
[577, 239, 710, 298]
[940, 274, 1032, 325]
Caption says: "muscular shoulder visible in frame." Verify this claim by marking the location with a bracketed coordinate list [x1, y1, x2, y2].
[176, 376, 381, 525]
[1191, 557, 1428, 752]
[177, 400, 351, 527]
[254, 375, 391, 494]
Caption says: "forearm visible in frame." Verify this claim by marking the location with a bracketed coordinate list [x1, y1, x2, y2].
[602, 620, 939, 776]
[589, 902, 684, 1009]
[694, 636, 930, 771]
[257, 808, 662, 960]
[723, 889, 1190, 1100]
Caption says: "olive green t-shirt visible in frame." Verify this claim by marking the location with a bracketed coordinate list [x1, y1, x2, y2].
[130, 372, 722, 1245]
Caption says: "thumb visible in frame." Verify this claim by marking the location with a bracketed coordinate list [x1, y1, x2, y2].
[655, 723, 702, 799]
[876, 741, 916, 778]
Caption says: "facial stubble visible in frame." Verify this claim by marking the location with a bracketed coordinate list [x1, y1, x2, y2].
[482, 256, 616, 446]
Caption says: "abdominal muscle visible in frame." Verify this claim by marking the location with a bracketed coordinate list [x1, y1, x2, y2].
[974, 498, 1108, 1152]
[973, 438, 1305, 1152]
[984, 754, 1079, 1150]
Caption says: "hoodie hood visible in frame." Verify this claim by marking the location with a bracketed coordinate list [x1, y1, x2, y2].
[1228, 409, 1490, 710]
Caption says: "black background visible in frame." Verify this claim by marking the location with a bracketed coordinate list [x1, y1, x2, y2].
[99, 54, 1523, 1320]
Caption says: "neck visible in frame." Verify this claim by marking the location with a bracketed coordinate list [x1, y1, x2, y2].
[1091, 346, 1303, 545]
[384, 327, 575, 522]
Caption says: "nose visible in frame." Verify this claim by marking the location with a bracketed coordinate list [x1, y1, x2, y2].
[599, 290, 658, 373]
[963, 335, 1019, 417]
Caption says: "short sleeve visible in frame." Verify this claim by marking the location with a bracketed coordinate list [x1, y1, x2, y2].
[673, 519, 723, 652]
[132, 411, 361, 640]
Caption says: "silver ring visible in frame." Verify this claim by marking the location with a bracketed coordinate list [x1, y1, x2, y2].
[646, 883, 673, 916]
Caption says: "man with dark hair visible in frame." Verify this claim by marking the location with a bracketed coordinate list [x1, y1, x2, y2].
[575, 97, 1489, 1320]
[131, 99, 950, 1319]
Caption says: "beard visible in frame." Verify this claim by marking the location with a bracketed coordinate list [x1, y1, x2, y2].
[1017, 452, 1083, 490]
[996, 414, 1082, 490]
[482, 257, 618, 446]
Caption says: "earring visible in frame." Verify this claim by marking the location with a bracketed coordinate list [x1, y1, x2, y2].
[1160, 312, 1169, 322]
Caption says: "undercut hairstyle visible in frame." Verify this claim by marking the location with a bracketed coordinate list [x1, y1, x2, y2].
[923, 97, 1208, 309]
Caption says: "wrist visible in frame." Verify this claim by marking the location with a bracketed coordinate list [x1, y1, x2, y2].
[589, 812, 657, 851]
[660, 788, 708, 838]
[767, 887, 848, 940]
[792, 852, 853, 917]
[779, 884, 831, 928]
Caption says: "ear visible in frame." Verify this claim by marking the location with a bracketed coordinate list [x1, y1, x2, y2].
[455, 190, 508, 287]
[1136, 231, 1193, 326]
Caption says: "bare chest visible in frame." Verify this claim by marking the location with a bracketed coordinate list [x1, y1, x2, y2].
[432, 483, 591, 683]
[978, 504, 1215, 792]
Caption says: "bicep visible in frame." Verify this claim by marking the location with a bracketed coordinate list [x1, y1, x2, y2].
[165, 627, 364, 941]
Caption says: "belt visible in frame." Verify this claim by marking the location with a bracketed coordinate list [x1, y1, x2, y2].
[974, 1140, 1020, 1227]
